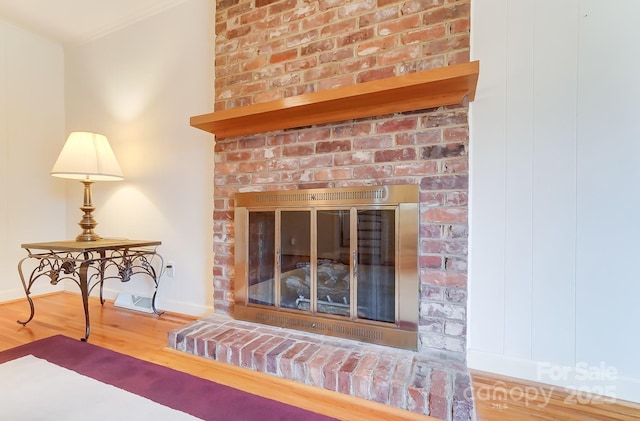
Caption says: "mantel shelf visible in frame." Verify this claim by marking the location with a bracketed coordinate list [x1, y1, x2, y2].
[190, 60, 479, 140]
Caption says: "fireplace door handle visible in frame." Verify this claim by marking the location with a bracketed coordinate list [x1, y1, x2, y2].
[353, 249, 358, 279]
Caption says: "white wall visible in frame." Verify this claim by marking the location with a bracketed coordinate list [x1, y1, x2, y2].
[0, 19, 66, 301]
[469, 0, 640, 403]
[64, 0, 215, 315]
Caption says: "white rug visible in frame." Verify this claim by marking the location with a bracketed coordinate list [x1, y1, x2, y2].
[0, 355, 202, 420]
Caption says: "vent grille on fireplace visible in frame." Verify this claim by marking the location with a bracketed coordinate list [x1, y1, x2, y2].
[255, 188, 386, 204]
[255, 312, 383, 341]
[236, 185, 417, 208]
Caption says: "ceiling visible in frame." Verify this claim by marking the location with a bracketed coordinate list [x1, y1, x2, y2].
[0, 0, 189, 46]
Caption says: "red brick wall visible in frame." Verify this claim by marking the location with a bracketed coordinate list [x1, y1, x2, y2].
[213, 0, 470, 355]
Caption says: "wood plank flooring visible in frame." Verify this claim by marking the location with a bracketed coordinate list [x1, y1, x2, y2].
[1, 292, 638, 421]
[471, 370, 640, 420]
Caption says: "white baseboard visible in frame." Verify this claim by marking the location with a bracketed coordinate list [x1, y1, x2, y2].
[0, 285, 64, 303]
[467, 349, 640, 404]
[99, 286, 212, 317]
[1, 284, 211, 320]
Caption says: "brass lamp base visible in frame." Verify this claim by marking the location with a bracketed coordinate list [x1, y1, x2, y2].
[76, 232, 102, 242]
[76, 180, 102, 242]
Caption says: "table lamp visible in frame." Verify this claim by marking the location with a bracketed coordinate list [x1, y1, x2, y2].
[51, 132, 124, 241]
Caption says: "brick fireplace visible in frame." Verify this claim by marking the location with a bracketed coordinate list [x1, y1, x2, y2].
[169, 0, 473, 419]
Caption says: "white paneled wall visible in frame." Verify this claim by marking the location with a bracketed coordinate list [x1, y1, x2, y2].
[469, 0, 640, 402]
[502, 0, 534, 362]
[575, 0, 640, 396]
[529, 0, 578, 367]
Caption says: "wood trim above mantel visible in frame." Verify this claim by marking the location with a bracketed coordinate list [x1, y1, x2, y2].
[190, 60, 479, 140]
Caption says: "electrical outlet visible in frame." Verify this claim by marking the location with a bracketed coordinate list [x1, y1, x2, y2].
[166, 261, 175, 278]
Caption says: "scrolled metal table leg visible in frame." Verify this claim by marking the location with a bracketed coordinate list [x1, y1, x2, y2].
[151, 288, 164, 316]
[98, 250, 107, 305]
[16, 257, 35, 326]
[143, 251, 164, 315]
[79, 260, 91, 341]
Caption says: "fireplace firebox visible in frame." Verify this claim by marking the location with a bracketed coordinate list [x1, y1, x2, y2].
[234, 185, 419, 350]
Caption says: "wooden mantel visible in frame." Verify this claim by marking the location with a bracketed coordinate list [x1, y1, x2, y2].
[190, 60, 479, 140]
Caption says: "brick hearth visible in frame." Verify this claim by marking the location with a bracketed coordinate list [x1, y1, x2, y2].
[169, 315, 473, 419]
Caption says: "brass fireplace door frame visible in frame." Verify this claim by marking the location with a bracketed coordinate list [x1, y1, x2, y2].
[234, 185, 419, 350]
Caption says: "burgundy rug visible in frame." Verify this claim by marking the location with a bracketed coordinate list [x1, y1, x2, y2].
[0, 335, 337, 421]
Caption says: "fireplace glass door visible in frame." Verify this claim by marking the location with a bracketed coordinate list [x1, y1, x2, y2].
[315, 209, 351, 316]
[356, 209, 395, 323]
[247, 206, 397, 325]
[247, 211, 275, 305]
[280, 210, 311, 310]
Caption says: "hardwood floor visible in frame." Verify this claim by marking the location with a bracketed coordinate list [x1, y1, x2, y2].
[471, 370, 640, 421]
[1, 292, 638, 421]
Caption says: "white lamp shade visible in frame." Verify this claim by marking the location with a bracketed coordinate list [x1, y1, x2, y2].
[51, 132, 124, 181]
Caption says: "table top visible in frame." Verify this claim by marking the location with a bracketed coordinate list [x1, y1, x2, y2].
[21, 239, 161, 252]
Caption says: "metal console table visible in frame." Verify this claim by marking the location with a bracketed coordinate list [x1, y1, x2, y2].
[17, 239, 163, 341]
